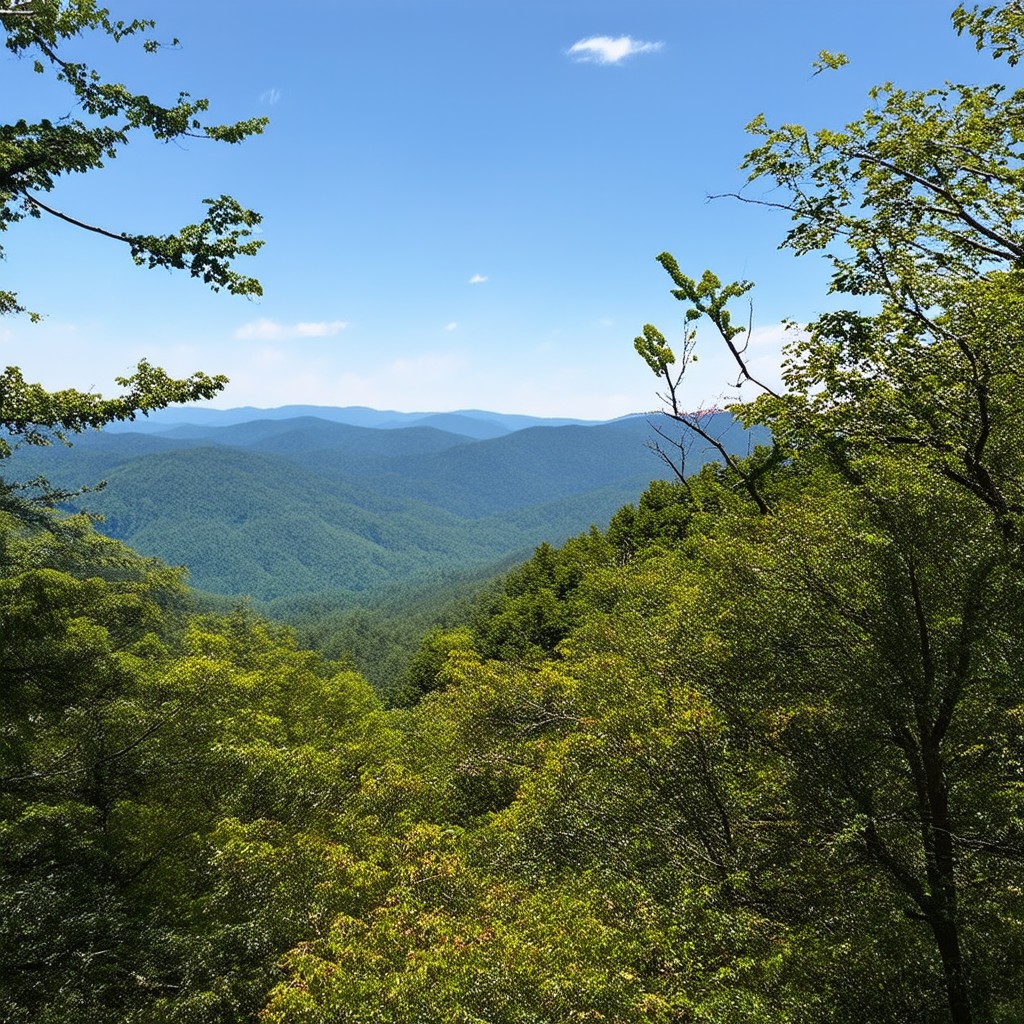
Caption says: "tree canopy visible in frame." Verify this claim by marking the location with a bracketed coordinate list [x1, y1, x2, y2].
[627, 5, 1024, 1020]
[0, 1, 268, 510]
[3, 4, 1023, 1024]
[1, 0, 266, 318]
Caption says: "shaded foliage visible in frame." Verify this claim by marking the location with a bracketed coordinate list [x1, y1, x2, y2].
[5, 5, 1024, 1024]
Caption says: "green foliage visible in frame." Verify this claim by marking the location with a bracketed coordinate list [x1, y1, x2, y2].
[1, 1, 266, 310]
[275, 562, 506, 700]
[270, 454, 1022, 1020]
[621, 5, 1024, 1019]
[606, 472, 737, 559]
[0, 360, 227, 453]
[0, 513, 393, 1023]
[7, 6, 1024, 1023]
[264, 852, 677, 1024]
[0, 4, 268, 513]
[0, 360, 227, 519]
[399, 625, 478, 702]
[952, 2, 1024, 64]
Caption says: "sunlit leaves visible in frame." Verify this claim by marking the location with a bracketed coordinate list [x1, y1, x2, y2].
[0, 513, 396, 1022]
[0, 1, 265, 312]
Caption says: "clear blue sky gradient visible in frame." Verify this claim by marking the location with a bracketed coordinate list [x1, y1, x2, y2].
[1, 1, 1004, 416]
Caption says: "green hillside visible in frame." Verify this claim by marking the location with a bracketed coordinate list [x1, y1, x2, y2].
[8, 411, 764, 601]
[5, 8, 1022, 1023]
[72, 446, 524, 599]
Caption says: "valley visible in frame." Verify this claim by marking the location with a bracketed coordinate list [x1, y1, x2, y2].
[9, 406, 765, 602]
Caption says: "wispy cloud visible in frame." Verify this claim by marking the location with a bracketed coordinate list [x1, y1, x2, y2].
[445, 321, 459, 331]
[567, 36, 663, 65]
[233, 318, 348, 341]
[260, 87, 281, 104]
[748, 322, 802, 349]
[468, 273, 488, 284]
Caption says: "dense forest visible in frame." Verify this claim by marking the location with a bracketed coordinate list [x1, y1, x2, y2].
[7, 411, 763, 601]
[3, 3, 1024, 1023]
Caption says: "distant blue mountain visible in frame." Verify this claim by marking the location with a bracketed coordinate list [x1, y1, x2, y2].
[13, 408, 769, 601]
[379, 413, 510, 439]
[105, 404, 601, 435]
[147, 417, 474, 456]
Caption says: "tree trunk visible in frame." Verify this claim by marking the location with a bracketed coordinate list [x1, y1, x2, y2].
[931, 914, 973, 1024]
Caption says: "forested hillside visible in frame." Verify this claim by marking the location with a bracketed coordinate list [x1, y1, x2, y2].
[5, 446, 1020, 1021]
[3, 3, 1023, 1024]
[7, 411, 764, 599]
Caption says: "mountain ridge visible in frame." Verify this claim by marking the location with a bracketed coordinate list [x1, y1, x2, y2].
[103, 404, 609, 434]
[8, 408, 768, 601]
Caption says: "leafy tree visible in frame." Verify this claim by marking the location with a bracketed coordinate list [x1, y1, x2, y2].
[0, 513, 394, 1023]
[1, 0, 266, 317]
[630, 4, 1024, 1020]
[0, 1, 266, 507]
[0, 360, 228, 515]
[434, 531, 617, 671]
[264, 838, 676, 1024]
[398, 625, 478, 702]
[732, 2, 1024, 549]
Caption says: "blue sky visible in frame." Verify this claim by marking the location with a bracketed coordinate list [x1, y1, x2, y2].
[0, 1, 1005, 417]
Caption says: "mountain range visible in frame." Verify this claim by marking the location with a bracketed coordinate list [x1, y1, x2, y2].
[8, 406, 767, 601]
[103, 404, 604, 438]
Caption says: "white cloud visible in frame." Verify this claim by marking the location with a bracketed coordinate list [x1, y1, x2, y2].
[222, 351, 473, 410]
[260, 87, 281, 104]
[292, 320, 350, 337]
[445, 321, 459, 331]
[747, 322, 802, 349]
[233, 318, 348, 341]
[468, 273, 488, 284]
[567, 36, 663, 65]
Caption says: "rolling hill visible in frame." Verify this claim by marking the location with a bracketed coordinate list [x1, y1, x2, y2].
[6, 408, 766, 601]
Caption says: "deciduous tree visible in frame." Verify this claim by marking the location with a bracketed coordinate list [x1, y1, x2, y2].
[633, 5, 1024, 1020]
[0, 2, 266, 509]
